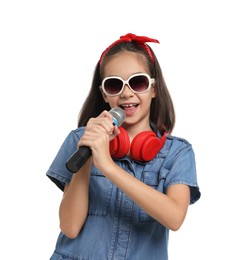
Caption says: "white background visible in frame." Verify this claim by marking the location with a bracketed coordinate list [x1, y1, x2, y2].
[1, 0, 249, 259]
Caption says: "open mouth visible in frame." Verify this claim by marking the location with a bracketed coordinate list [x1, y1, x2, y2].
[119, 104, 138, 116]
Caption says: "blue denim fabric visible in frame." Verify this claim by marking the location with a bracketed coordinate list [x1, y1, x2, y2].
[47, 127, 200, 260]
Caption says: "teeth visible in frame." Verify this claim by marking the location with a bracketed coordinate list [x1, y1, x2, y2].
[121, 104, 135, 108]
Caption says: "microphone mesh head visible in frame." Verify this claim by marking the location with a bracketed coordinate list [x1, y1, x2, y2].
[109, 107, 126, 126]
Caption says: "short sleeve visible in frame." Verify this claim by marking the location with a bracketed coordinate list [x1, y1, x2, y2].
[165, 138, 201, 204]
[46, 127, 84, 191]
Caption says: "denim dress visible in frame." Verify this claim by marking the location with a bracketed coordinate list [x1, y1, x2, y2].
[46, 127, 201, 260]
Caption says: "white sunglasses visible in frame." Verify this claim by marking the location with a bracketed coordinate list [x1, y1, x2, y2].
[101, 73, 155, 96]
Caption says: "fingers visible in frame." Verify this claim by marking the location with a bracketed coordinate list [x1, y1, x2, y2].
[78, 110, 116, 148]
[79, 128, 109, 149]
[87, 110, 114, 134]
[109, 125, 120, 140]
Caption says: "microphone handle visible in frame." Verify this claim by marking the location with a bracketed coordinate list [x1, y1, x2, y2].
[66, 146, 92, 173]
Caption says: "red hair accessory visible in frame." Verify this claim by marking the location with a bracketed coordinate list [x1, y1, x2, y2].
[99, 33, 160, 64]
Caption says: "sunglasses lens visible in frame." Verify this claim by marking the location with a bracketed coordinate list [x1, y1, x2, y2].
[104, 78, 123, 95]
[129, 75, 149, 92]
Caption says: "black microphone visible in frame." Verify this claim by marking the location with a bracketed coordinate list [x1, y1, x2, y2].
[65, 107, 126, 173]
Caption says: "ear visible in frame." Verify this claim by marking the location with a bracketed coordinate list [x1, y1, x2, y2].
[151, 85, 157, 98]
[99, 86, 109, 103]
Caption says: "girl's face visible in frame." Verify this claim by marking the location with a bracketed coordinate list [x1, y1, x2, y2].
[100, 51, 156, 132]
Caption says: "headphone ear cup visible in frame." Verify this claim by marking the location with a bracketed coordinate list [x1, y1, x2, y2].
[130, 131, 156, 161]
[131, 131, 167, 161]
[109, 127, 130, 158]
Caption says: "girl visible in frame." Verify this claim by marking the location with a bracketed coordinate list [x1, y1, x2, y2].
[47, 33, 201, 260]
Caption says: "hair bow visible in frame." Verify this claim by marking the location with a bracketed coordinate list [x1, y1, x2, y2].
[119, 33, 159, 44]
[99, 33, 160, 64]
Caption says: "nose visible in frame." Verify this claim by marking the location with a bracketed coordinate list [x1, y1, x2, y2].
[120, 84, 134, 97]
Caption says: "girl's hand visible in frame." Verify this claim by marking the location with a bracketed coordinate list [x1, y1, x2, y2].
[77, 110, 120, 169]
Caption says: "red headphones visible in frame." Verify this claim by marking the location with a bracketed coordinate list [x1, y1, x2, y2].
[109, 127, 167, 161]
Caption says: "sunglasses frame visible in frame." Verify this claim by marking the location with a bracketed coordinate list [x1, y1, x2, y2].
[101, 73, 155, 96]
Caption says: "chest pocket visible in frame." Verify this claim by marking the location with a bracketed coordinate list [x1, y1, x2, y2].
[88, 168, 113, 216]
[139, 168, 169, 223]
